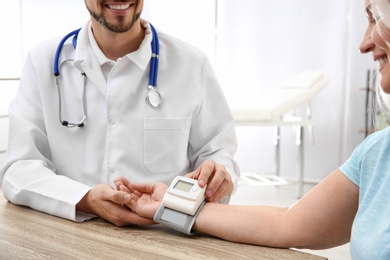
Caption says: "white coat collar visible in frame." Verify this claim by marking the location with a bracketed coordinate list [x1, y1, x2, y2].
[73, 22, 106, 94]
[73, 19, 153, 94]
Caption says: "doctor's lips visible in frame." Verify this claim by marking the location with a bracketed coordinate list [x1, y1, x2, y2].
[106, 4, 132, 11]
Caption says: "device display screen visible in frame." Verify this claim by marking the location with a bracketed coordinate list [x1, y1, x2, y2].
[173, 180, 193, 192]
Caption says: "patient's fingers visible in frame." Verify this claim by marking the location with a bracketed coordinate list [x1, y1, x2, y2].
[131, 183, 156, 195]
[113, 176, 134, 191]
[116, 183, 130, 192]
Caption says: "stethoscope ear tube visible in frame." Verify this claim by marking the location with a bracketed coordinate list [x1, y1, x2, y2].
[53, 28, 81, 76]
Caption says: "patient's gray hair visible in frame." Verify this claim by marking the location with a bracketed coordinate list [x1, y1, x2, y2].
[373, 0, 390, 29]
[371, 0, 390, 128]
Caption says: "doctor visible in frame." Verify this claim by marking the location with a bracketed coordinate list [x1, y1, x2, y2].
[0, 0, 239, 226]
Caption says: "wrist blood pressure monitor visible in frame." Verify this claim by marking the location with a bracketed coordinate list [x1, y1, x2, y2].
[154, 176, 206, 235]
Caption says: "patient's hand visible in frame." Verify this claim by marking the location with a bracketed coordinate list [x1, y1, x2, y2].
[114, 176, 168, 219]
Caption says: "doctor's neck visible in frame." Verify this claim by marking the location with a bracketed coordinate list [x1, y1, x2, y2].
[90, 20, 145, 61]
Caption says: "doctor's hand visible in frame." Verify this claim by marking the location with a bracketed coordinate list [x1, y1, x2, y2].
[76, 184, 155, 226]
[186, 160, 233, 203]
[114, 176, 168, 219]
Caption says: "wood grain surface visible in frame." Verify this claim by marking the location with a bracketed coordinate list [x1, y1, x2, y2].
[0, 192, 327, 260]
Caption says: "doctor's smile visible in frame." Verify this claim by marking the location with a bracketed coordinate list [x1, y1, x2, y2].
[105, 2, 135, 12]
[103, 1, 136, 8]
[108, 5, 131, 11]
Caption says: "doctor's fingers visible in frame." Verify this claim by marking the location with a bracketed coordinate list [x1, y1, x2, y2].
[101, 187, 132, 205]
[206, 172, 233, 202]
[116, 184, 142, 202]
[198, 162, 230, 189]
[186, 160, 218, 187]
[207, 178, 232, 202]
[89, 184, 129, 204]
[115, 182, 130, 192]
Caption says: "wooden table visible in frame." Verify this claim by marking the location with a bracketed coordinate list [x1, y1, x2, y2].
[0, 193, 327, 260]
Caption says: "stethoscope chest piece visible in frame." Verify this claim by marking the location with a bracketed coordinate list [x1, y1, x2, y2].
[147, 86, 161, 108]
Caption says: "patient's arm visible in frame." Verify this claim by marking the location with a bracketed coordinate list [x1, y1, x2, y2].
[194, 170, 358, 249]
[115, 170, 358, 249]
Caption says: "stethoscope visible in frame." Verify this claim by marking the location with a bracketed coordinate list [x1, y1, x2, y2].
[53, 23, 161, 128]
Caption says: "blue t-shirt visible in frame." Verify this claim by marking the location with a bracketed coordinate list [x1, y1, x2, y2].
[339, 127, 390, 259]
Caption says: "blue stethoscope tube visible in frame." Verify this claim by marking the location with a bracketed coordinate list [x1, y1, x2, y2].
[54, 28, 80, 76]
[53, 23, 161, 128]
[146, 23, 162, 108]
[149, 24, 159, 88]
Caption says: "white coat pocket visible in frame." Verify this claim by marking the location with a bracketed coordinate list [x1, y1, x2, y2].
[144, 117, 190, 174]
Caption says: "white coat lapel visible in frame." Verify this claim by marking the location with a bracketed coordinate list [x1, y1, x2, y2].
[73, 23, 107, 95]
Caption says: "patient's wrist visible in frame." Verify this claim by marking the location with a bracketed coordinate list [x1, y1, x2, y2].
[153, 199, 206, 235]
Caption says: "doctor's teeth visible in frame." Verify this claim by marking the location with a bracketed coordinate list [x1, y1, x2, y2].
[108, 4, 130, 10]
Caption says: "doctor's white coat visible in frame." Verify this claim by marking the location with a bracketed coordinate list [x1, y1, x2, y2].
[0, 20, 239, 221]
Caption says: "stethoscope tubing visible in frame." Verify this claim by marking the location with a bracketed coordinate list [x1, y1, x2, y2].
[149, 24, 159, 88]
[54, 25, 158, 85]
[54, 28, 81, 76]
[53, 23, 160, 127]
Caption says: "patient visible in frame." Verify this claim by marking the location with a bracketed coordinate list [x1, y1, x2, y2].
[114, 0, 389, 258]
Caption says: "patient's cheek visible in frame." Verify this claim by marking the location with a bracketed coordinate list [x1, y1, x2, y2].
[378, 22, 390, 42]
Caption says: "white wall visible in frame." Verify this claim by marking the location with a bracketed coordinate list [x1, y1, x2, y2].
[19, 0, 89, 58]
[0, 0, 375, 182]
[217, 0, 353, 180]
[215, 0, 373, 182]
[143, 0, 217, 66]
[0, 1, 22, 77]
[0, 1, 21, 165]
